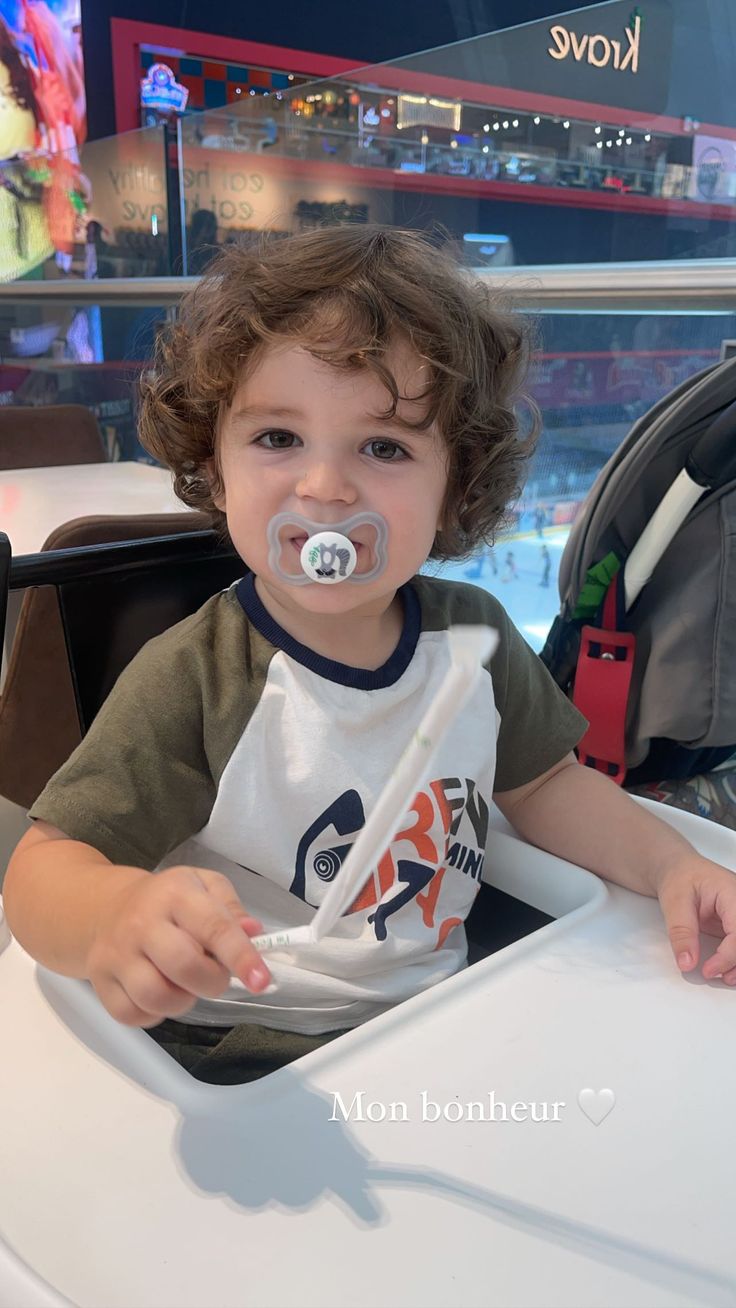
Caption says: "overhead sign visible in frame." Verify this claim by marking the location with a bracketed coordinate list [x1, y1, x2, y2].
[400, 1, 674, 119]
[548, 13, 641, 74]
[141, 63, 189, 114]
[397, 95, 461, 131]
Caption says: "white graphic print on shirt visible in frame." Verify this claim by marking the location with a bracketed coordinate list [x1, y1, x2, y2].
[293, 776, 489, 949]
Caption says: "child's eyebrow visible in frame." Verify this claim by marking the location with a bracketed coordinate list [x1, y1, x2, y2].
[229, 403, 425, 433]
[229, 404, 304, 423]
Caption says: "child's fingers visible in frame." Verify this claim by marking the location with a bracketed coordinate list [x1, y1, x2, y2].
[701, 935, 736, 983]
[171, 883, 272, 993]
[697, 881, 736, 982]
[143, 920, 236, 999]
[659, 867, 736, 983]
[96, 969, 190, 1027]
[193, 868, 262, 931]
[657, 877, 700, 972]
[239, 915, 265, 937]
[122, 955, 202, 1019]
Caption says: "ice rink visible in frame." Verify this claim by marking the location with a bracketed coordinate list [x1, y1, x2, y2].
[424, 527, 571, 653]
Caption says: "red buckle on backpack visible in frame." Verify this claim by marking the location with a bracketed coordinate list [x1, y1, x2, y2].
[572, 579, 635, 785]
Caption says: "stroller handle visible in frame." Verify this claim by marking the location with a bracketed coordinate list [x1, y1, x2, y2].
[686, 399, 736, 488]
[625, 395, 736, 609]
[624, 468, 704, 610]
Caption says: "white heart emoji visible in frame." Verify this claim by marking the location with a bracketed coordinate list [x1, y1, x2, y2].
[577, 1087, 616, 1125]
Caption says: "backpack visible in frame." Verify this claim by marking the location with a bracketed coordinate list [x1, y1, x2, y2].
[540, 356, 736, 786]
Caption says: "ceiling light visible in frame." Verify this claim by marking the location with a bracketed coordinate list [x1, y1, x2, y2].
[483, 123, 490, 132]
[594, 125, 601, 134]
[482, 144, 489, 153]
[606, 140, 613, 147]
[512, 119, 519, 127]
[502, 120, 509, 129]
[493, 122, 500, 131]
[563, 120, 570, 129]
[533, 115, 540, 125]
[625, 137, 632, 145]
[596, 141, 603, 149]
[644, 133, 651, 141]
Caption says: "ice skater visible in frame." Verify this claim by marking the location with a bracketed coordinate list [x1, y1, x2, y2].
[502, 549, 518, 582]
[540, 544, 551, 588]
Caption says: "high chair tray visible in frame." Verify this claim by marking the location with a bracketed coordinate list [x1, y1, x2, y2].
[0, 801, 734, 1308]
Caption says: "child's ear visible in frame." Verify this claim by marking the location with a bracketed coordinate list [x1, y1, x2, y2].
[436, 493, 450, 534]
[205, 457, 226, 511]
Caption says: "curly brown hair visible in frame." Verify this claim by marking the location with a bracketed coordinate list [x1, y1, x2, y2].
[139, 224, 538, 559]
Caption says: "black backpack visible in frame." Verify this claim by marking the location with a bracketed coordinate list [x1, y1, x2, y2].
[541, 356, 736, 785]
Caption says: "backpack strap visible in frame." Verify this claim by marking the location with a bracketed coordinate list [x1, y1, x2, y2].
[571, 573, 635, 785]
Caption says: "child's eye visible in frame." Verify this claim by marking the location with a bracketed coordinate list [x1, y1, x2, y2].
[254, 429, 300, 450]
[364, 438, 409, 461]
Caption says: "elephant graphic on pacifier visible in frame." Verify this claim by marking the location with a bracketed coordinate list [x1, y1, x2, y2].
[313, 541, 352, 579]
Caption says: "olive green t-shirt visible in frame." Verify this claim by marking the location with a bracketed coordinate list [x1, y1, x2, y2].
[30, 574, 586, 1031]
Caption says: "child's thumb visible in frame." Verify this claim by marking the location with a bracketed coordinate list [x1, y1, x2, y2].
[658, 877, 700, 971]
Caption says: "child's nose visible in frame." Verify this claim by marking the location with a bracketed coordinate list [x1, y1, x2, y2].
[295, 458, 358, 505]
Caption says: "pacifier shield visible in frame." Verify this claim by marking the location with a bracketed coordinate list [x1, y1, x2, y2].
[300, 531, 357, 584]
[267, 511, 388, 586]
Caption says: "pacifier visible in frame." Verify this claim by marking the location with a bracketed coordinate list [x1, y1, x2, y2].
[267, 512, 388, 586]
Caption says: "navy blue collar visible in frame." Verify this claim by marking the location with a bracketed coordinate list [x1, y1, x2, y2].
[235, 572, 421, 689]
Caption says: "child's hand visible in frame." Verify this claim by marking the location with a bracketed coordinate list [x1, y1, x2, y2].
[655, 856, 736, 983]
[86, 865, 272, 1027]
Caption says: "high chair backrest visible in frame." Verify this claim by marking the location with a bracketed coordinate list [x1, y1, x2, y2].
[0, 533, 8, 674]
[0, 516, 242, 809]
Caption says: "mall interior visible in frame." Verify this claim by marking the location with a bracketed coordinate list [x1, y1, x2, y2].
[1, 4, 736, 1300]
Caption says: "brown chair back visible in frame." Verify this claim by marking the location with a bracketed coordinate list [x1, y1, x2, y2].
[0, 404, 107, 470]
[0, 511, 211, 809]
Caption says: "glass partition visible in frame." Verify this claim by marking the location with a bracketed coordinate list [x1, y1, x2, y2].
[5, 0, 736, 277]
[429, 303, 736, 649]
[0, 283, 182, 464]
[78, 128, 174, 278]
[2, 0, 736, 660]
[3, 278, 734, 636]
[0, 127, 172, 283]
[174, 0, 736, 266]
[6, 0, 736, 277]
[176, 97, 396, 270]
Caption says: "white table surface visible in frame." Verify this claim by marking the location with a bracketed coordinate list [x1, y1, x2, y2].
[1, 800, 735, 1308]
[0, 462, 187, 557]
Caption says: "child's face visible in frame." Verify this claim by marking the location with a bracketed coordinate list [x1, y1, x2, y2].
[213, 338, 448, 622]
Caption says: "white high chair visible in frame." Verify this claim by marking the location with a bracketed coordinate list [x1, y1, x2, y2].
[1, 802, 734, 1308]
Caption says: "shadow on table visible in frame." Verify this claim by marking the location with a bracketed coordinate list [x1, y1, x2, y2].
[35, 967, 736, 1306]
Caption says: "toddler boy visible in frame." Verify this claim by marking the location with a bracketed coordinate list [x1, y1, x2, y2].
[5, 226, 736, 1084]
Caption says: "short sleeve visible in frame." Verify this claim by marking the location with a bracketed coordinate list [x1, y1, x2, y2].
[490, 607, 588, 793]
[28, 615, 219, 870]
